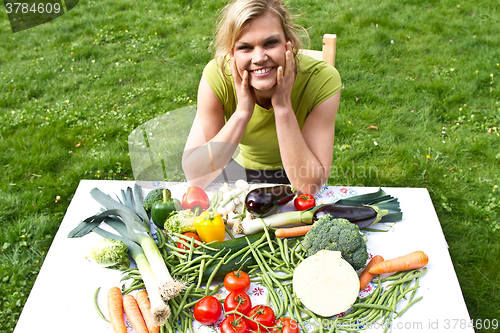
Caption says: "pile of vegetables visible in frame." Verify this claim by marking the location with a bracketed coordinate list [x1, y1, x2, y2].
[236, 186, 403, 235]
[69, 185, 186, 326]
[72, 182, 431, 333]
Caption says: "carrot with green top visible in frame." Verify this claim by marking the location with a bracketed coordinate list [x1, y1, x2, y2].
[358, 255, 384, 291]
[275, 225, 312, 238]
[123, 294, 149, 333]
[107, 286, 127, 333]
[369, 251, 429, 274]
[136, 290, 160, 333]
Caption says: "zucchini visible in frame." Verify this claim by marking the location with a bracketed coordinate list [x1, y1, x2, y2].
[195, 232, 273, 282]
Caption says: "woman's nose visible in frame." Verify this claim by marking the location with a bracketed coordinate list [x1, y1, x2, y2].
[252, 47, 268, 64]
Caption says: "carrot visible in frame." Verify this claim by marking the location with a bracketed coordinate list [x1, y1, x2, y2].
[123, 294, 149, 333]
[107, 286, 127, 333]
[275, 225, 312, 238]
[136, 290, 160, 333]
[369, 251, 429, 274]
[358, 255, 384, 291]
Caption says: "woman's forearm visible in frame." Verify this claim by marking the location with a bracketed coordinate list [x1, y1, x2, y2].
[274, 106, 332, 195]
[182, 110, 252, 187]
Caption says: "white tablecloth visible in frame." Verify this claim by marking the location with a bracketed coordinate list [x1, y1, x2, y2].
[14, 180, 473, 333]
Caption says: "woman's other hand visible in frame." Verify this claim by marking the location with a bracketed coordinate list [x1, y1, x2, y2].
[272, 41, 295, 110]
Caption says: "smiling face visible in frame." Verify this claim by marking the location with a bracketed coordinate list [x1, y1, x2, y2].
[233, 12, 288, 100]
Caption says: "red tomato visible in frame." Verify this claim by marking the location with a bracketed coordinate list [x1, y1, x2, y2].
[193, 296, 222, 325]
[177, 232, 201, 251]
[220, 315, 250, 333]
[247, 305, 275, 332]
[224, 292, 252, 315]
[274, 318, 300, 333]
[224, 271, 251, 293]
[293, 194, 316, 211]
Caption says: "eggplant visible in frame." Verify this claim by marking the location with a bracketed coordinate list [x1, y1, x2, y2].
[245, 185, 295, 217]
[312, 204, 388, 229]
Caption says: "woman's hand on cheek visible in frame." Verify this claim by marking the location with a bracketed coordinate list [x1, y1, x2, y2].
[272, 41, 295, 110]
[230, 56, 256, 116]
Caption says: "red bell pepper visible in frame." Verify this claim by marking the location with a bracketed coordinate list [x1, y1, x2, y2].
[182, 186, 209, 215]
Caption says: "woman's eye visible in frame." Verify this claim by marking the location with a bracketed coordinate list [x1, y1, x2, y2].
[266, 40, 279, 47]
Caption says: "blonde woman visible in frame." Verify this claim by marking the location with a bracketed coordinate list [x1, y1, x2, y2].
[182, 0, 341, 195]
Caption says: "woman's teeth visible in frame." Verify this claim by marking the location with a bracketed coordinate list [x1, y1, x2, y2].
[253, 68, 271, 75]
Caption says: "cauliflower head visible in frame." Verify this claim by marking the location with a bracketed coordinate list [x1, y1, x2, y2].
[302, 216, 368, 270]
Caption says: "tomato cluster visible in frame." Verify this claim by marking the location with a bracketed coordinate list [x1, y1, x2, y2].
[194, 270, 299, 333]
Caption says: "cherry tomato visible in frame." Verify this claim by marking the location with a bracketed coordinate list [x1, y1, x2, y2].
[220, 315, 250, 333]
[193, 296, 222, 325]
[224, 270, 251, 293]
[177, 232, 201, 251]
[224, 291, 252, 315]
[247, 305, 275, 332]
[293, 194, 316, 211]
[274, 318, 300, 333]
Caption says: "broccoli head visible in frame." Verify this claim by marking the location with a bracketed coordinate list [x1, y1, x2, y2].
[302, 215, 368, 270]
[143, 188, 171, 213]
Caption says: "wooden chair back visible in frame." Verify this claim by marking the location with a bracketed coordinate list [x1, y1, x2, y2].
[299, 34, 337, 67]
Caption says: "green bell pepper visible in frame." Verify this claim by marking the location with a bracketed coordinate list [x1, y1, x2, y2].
[151, 189, 181, 229]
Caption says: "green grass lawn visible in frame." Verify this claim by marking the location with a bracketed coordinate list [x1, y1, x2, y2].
[1, 0, 499, 331]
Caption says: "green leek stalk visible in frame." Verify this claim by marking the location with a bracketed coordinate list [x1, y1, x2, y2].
[92, 227, 170, 326]
[133, 229, 186, 300]
[89, 186, 186, 300]
[240, 209, 315, 235]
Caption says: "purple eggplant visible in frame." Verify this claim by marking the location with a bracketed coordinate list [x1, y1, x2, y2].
[245, 185, 295, 217]
[312, 204, 388, 229]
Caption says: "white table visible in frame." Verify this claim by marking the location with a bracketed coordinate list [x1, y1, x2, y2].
[14, 180, 474, 333]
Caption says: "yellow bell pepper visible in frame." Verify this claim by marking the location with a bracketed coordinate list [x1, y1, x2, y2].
[194, 211, 226, 243]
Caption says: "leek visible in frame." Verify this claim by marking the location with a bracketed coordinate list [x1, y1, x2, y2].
[91, 227, 170, 326]
[240, 210, 314, 235]
[88, 186, 186, 301]
[68, 184, 187, 324]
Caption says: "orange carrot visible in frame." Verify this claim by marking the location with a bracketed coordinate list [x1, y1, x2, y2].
[107, 287, 127, 333]
[369, 251, 429, 274]
[136, 290, 160, 333]
[123, 294, 149, 333]
[275, 225, 312, 238]
[359, 255, 384, 291]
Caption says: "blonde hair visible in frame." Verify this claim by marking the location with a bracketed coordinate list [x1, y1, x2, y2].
[214, 0, 308, 74]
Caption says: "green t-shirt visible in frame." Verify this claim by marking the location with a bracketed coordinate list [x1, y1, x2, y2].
[203, 54, 342, 170]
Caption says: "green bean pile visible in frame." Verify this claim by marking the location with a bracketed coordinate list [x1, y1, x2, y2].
[119, 228, 426, 333]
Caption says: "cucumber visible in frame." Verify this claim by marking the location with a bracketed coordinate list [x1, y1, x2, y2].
[196, 232, 273, 282]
